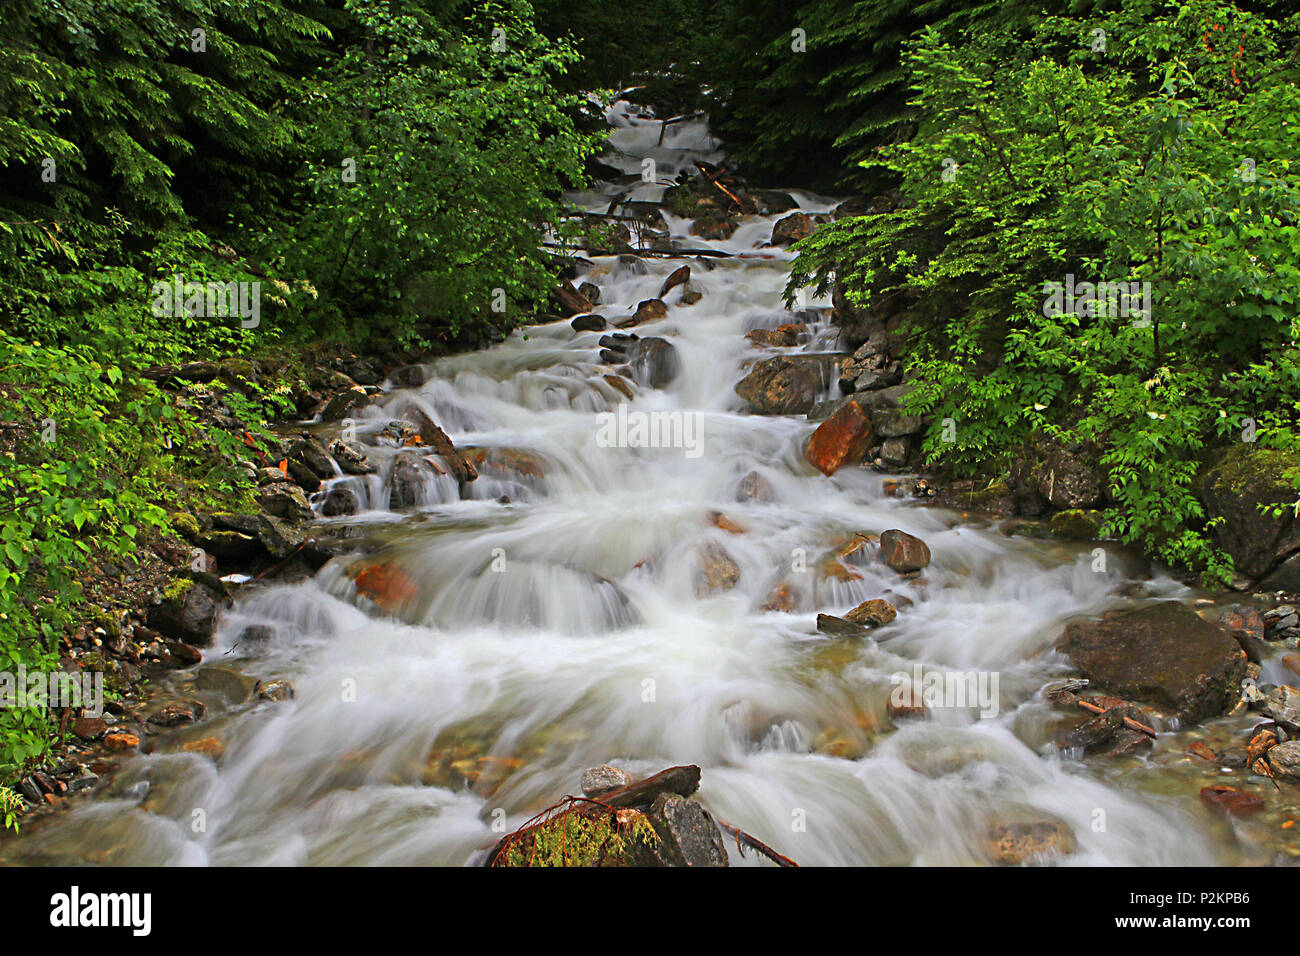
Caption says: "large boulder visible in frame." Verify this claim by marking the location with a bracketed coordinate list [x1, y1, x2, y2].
[771, 212, 813, 246]
[147, 575, 227, 646]
[645, 793, 728, 867]
[626, 337, 679, 389]
[878, 529, 931, 572]
[805, 399, 874, 475]
[1059, 602, 1247, 723]
[735, 355, 834, 415]
[1199, 445, 1300, 581]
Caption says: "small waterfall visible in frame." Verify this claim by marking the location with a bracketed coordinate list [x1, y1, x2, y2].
[4, 100, 1229, 867]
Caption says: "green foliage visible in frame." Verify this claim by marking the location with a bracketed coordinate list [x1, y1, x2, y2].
[791, 0, 1300, 583]
[0, 785, 22, 833]
[267, 0, 601, 346]
[0, 0, 598, 777]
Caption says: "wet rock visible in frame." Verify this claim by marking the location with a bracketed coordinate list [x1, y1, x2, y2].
[1262, 685, 1300, 731]
[147, 701, 204, 727]
[1217, 605, 1267, 662]
[695, 541, 740, 595]
[72, 717, 107, 741]
[257, 679, 295, 702]
[696, 219, 735, 240]
[147, 576, 226, 646]
[164, 640, 202, 666]
[1050, 509, 1104, 541]
[1200, 785, 1265, 817]
[879, 437, 909, 467]
[734, 355, 832, 415]
[984, 819, 1077, 865]
[626, 337, 680, 389]
[878, 529, 931, 573]
[389, 364, 428, 388]
[322, 483, 362, 517]
[624, 298, 668, 327]
[403, 404, 478, 483]
[761, 581, 800, 612]
[616, 254, 647, 276]
[257, 482, 314, 523]
[1056, 704, 1152, 756]
[571, 313, 606, 332]
[746, 323, 806, 348]
[235, 624, 275, 645]
[1267, 741, 1300, 779]
[659, 266, 690, 299]
[330, 438, 376, 475]
[844, 598, 897, 627]
[645, 793, 728, 867]
[817, 614, 873, 639]
[679, 286, 703, 306]
[735, 470, 775, 502]
[771, 212, 813, 246]
[351, 562, 420, 614]
[805, 399, 873, 476]
[283, 457, 322, 492]
[1198, 446, 1300, 580]
[104, 732, 140, 752]
[1033, 445, 1103, 510]
[886, 683, 928, 720]
[831, 281, 914, 353]
[755, 190, 798, 215]
[461, 447, 548, 483]
[321, 386, 371, 421]
[194, 665, 257, 704]
[1060, 602, 1247, 723]
[182, 737, 225, 759]
[581, 765, 631, 797]
[554, 281, 594, 316]
[388, 455, 446, 510]
[602, 374, 635, 400]
[257, 513, 305, 559]
[578, 282, 602, 305]
[1260, 552, 1300, 593]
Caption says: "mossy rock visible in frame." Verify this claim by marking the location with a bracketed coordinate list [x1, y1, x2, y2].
[490, 805, 662, 867]
[171, 511, 202, 542]
[1199, 444, 1300, 579]
[1050, 509, 1104, 541]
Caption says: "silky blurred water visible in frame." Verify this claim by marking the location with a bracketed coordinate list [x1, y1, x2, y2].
[3, 101, 1242, 868]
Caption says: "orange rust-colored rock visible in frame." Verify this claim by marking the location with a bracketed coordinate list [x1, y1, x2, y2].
[104, 732, 140, 752]
[183, 737, 226, 759]
[761, 582, 799, 612]
[352, 563, 419, 612]
[709, 511, 747, 534]
[1200, 785, 1265, 817]
[806, 400, 873, 476]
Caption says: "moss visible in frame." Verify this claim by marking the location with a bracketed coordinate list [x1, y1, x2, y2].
[496, 806, 661, 867]
[161, 576, 195, 604]
[1213, 444, 1300, 495]
[1051, 509, 1105, 541]
[87, 607, 122, 640]
[171, 511, 201, 542]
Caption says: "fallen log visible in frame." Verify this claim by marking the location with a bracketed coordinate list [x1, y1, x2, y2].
[595, 764, 701, 808]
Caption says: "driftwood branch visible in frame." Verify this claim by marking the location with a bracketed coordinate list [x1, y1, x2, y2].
[716, 818, 799, 867]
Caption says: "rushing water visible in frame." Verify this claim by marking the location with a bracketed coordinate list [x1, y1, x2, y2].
[5, 101, 1280, 867]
